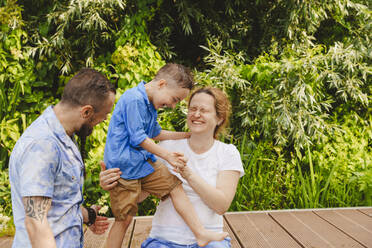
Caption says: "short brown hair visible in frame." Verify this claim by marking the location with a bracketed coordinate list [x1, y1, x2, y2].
[61, 68, 116, 112]
[188, 87, 231, 139]
[154, 63, 194, 90]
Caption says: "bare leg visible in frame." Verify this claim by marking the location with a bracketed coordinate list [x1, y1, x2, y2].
[170, 184, 228, 247]
[104, 216, 133, 248]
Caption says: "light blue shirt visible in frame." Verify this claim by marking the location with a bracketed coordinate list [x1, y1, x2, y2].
[104, 81, 162, 179]
[9, 106, 85, 248]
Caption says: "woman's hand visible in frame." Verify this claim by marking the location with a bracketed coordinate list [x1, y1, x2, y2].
[99, 161, 121, 191]
[175, 165, 192, 180]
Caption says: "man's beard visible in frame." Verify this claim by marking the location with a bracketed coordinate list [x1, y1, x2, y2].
[76, 123, 93, 138]
[76, 123, 93, 168]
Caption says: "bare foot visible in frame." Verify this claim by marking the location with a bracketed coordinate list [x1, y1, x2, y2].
[196, 230, 228, 247]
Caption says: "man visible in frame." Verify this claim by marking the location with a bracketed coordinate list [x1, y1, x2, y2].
[9, 68, 116, 248]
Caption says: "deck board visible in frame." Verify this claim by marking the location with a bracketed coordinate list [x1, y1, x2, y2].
[129, 216, 153, 248]
[314, 209, 372, 247]
[2, 207, 372, 248]
[358, 208, 372, 218]
[270, 211, 364, 248]
[223, 217, 242, 248]
[0, 237, 13, 248]
[225, 212, 301, 248]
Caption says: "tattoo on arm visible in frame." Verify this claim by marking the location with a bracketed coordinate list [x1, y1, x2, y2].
[23, 196, 51, 222]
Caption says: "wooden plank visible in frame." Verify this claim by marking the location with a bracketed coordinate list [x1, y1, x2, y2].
[84, 219, 113, 248]
[129, 216, 153, 248]
[223, 216, 242, 248]
[0, 237, 13, 248]
[358, 208, 372, 218]
[224, 212, 301, 248]
[83, 218, 134, 248]
[270, 211, 364, 248]
[315, 209, 372, 247]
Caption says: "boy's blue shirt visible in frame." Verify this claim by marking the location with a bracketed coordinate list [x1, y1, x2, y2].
[104, 81, 162, 179]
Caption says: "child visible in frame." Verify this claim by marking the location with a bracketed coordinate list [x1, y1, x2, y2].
[104, 63, 228, 248]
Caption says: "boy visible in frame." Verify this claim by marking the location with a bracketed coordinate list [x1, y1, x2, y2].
[104, 64, 228, 247]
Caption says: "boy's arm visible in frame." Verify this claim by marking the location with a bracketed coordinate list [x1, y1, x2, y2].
[140, 137, 186, 168]
[153, 130, 191, 141]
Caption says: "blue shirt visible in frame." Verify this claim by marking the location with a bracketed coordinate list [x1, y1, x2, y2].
[9, 106, 85, 248]
[104, 81, 162, 179]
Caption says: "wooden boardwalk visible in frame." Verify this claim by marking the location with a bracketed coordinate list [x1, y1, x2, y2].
[1, 207, 371, 247]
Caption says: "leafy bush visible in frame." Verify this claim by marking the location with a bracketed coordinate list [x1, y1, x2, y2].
[0, 0, 370, 237]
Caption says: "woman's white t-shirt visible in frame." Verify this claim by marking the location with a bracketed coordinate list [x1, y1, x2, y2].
[149, 139, 245, 245]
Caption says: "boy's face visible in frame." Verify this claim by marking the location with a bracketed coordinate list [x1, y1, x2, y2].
[152, 80, 189, 109]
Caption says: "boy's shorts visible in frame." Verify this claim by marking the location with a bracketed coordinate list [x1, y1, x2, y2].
[110, 160, 182, 221]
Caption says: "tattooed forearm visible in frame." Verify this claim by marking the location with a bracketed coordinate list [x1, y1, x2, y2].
[23, 196, 51, 222]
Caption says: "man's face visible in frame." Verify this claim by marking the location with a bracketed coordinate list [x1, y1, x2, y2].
[77, 92, 115, 138]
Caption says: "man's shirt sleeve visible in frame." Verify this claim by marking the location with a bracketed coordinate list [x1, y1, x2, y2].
[20, 139, 59, 198]
[122, 98, 148, 147]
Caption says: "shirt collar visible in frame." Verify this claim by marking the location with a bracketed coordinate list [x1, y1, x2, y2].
[137, 81, 157, 112]
[137, 81, 151, 106]
[43, 106, 84, 164]
[43, 106, 69, 142]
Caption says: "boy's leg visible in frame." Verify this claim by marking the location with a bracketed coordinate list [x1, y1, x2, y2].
[142, 160, 228, 247]
[105, 178, 140, 248]
[105, 216, 133, 248]
[170, 185, 228, 247]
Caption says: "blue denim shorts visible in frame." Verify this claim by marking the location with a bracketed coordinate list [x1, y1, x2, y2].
[141, 237, 231, 248]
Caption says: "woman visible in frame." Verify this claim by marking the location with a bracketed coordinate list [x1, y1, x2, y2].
[100, 87, 244, 248]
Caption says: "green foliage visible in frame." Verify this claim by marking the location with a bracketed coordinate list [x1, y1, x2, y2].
[230, 115, 371, 211]
[195, 38, 370, 149]
[24, 0, 126, 74]
[110, 9, 165, 90]
[313, 115, 372, 206]
[0, 0, 371, 236]
[0, 1, 56, 169]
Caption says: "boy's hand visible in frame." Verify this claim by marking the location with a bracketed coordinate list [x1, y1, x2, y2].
[183, 132, 191, 138]
[166, 152, 187, 169]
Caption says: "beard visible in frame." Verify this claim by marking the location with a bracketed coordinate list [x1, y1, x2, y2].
[76, 123, 93, 138]
[76, 122, 93, 170]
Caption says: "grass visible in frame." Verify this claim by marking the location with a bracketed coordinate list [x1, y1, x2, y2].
[229, 126, 371, 212]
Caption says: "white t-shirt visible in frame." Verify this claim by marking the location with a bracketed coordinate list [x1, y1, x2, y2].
[149, 139, 245, 245]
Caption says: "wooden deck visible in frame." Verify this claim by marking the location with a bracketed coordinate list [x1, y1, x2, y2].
[1, 207, 371, 247]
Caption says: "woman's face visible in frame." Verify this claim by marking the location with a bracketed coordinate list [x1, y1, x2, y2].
[187, 92, 221, 137]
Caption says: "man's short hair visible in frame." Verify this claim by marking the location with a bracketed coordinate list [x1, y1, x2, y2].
[61, 68, 116, 112]
[154, 63, 194, 90]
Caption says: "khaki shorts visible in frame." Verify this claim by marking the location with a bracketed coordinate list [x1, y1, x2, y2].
[110, 160, 181, 221]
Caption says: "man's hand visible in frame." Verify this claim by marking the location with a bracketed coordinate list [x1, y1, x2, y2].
[88, 205, 110, 235]
[99, 161, 121, 191]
